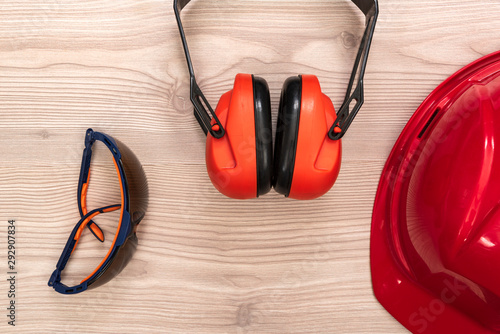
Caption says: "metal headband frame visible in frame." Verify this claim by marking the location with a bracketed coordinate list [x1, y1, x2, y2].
[174, 0, 379, 140]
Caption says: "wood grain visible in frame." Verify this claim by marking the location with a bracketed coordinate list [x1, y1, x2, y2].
[1, 0, 500, 333]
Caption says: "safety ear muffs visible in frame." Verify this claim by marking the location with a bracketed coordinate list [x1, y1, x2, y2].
[205, 73, 272, 199]
[274, 75, 341, 200]
[175, 0, 378, 200]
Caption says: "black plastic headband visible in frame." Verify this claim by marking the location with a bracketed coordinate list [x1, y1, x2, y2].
[174, 0, 378, 140]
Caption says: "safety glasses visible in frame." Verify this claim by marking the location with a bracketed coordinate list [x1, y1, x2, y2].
[48, 129, 148, 294]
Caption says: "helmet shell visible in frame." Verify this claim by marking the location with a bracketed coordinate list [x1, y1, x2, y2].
[372, 51, 500, 334]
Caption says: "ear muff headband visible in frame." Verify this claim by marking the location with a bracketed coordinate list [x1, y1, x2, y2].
[174, 0, 378, 140]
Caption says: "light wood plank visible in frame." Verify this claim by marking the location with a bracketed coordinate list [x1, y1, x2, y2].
[2, 0, 500, 333]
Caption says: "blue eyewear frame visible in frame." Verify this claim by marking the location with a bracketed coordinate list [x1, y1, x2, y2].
[48, 129, 147, 294]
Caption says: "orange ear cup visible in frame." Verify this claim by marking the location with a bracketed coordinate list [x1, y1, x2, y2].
[206, 73, 272, 199]
[274, 75, 341, 200]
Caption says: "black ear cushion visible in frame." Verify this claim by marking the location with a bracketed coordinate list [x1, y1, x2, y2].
[273, 75, 301, 197]
[253, 75, 273, 197]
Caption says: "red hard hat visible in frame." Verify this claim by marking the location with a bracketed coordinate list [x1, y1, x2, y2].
[371, 51, 500, 334]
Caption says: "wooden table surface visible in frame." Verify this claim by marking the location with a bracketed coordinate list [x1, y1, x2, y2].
[1, 1, 500, 333]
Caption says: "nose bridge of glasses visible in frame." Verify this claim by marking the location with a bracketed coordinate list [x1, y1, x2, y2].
[73, 204, 121, 252]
